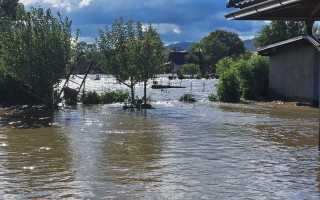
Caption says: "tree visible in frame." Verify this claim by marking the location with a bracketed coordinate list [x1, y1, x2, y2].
[0, 5, 74, 106]
[185, 52, 199, 65]
[97, 18, 142, 106]
[189, 29, 245, 76]
[181, 63, 200, 78]
[0, 0, 19, 21]
[137, 23, 166, 107]
[75, 41, 102, 74]
[255, 21, 307, 48]
[97, 18, 166, 108]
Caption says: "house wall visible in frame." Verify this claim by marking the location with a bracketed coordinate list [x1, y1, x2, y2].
[268, 42, 319, 104]
[174, 64, 181, 73]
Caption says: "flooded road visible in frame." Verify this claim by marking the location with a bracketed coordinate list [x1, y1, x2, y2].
[0, 75, 319, 199]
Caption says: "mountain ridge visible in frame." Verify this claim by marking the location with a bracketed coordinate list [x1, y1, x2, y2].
[166, 39, 255, 52]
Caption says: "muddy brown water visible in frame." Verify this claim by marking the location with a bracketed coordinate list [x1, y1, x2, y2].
[0, 75, 319, 199]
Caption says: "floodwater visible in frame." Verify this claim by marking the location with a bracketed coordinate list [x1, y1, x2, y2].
[0, 75, 319, 199]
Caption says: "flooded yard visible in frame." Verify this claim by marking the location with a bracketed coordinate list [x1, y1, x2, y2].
[0, 75, 319, 199]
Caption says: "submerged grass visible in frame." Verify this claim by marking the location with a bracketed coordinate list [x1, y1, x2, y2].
[81, 90, 129, 105]
[179, 93, 196, 103]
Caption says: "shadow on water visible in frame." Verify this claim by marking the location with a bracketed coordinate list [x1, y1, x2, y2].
[0, 127, 75, 199]
[102, 111, 164, 191]
[0, 106, 55, 129]
[218, 102, 318, 148]
[217, 102, 320, 199]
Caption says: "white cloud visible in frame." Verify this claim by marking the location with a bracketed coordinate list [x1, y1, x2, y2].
[20, 0, 92, 12]
[43, 0, 73, 12]
[20, 0, 40, 5]
[151, 23, 182, 34]
[79, 0, 92, 8]
[239, 36, 255, 40]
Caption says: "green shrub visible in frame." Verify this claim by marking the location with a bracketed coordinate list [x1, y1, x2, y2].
[248, 55, 269, 99]
[112, 89, 129, 102]
[99, 91, 113, 104]
[216, 57, 235, 77]
[234, 59, 255, 100]
[81, 90, 129, 105]
[146, 95, 154, 103]
[177, 69, 184, 79]
[215, 54, 269, 103]
[179, 93, 196, 102]
[217, 69, 240, 103]
[99, 89, 129, 104]
[208, 93, 219, 102]
[181, 63, 200, 78]
[81, 91, 100, 104]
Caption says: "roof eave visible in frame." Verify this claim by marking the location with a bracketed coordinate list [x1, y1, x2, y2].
[225, 0, 311, 20]
[256, 36, 320, 55]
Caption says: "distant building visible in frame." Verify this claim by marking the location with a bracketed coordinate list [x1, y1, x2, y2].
[168, 51, 203, 74]
[168, 51, 188, 73]
[258, 36, 319, 105]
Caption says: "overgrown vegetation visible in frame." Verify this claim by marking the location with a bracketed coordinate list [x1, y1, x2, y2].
[0, 4, 74, 107]
[188, 29, 246, 76]
[80, 91, 100, 104]
[208, 93, 219, 102]
[96, 17, 166, 108]
[181, 63, 200, 78]
[100, 90, 129, 104]
[215, 55, 269, 103]
[80, 90, 129, 105]
[254, 21, 320, 48]
[179, 93, 196, 103]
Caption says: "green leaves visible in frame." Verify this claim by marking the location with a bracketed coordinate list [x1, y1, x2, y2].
[189, 29, 245, 75]
[181, 63, 200, 78]
[0, 0, 19, 20]
[80, 90, 129, 105]
[97, 17, 166, 105]
[0, 6, 74, 100]
[216, 55, 269, 103]
[179, 93, 196, 103]
[255, 21, 307, 48]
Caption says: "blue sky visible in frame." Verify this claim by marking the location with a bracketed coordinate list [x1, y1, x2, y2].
[20, 0, 268, 44]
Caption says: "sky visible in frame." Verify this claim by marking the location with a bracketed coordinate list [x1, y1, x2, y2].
[19, 0, 268, 44]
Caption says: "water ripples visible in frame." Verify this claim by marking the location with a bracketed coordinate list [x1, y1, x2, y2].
[0, 75, 320, 199]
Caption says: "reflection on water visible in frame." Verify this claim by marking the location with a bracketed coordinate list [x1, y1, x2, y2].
[0, 128, 74, 199]
[0, 75, 320, 199]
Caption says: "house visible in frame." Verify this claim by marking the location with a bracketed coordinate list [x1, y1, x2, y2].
[257, 36, 319, 105]
[168, 51, 188, 73]
[168, 51, 203, 74]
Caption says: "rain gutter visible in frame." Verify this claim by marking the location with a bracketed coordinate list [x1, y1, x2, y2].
[225, 0, 304, 20]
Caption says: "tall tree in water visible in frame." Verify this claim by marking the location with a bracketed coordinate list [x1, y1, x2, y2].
[97, 18, 166, 107]
[97, 18, 142, 106]
[0, 5, 75, 106]
[137, 23, 166, 107]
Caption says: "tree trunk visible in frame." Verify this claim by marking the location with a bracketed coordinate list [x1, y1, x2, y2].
[130, 78, 135, 107]
[143, 75, 147, 106]
[45, 86, 54, 111]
